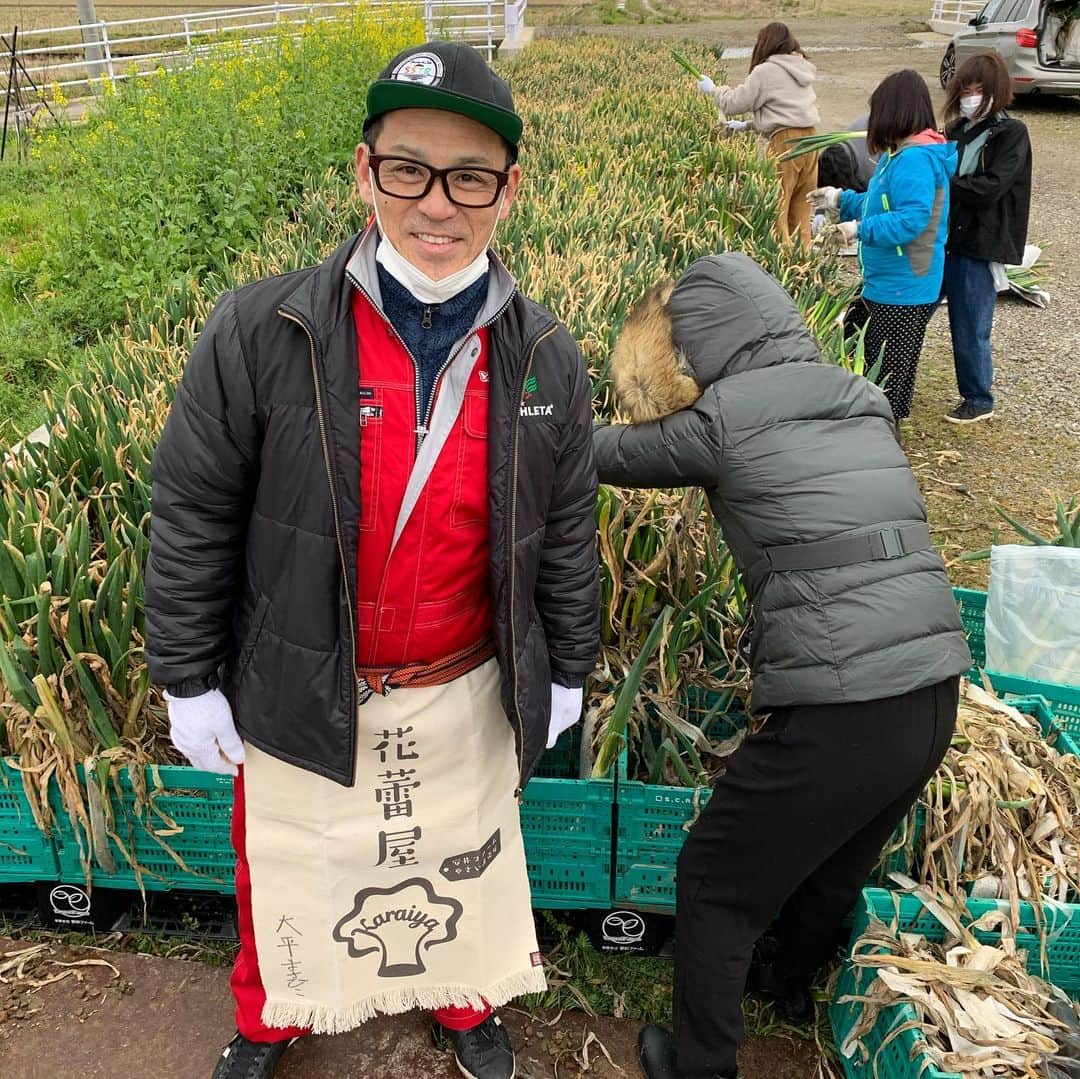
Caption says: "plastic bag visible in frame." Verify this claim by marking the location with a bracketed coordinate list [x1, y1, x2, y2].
[985, 545, 1080, 685]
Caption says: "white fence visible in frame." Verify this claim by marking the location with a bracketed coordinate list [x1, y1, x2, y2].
[4, 0, 526, 103]
[929, 0, 985, 34]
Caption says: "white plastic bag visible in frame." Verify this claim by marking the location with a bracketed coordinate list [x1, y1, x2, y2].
[986, 545, 1080, 684]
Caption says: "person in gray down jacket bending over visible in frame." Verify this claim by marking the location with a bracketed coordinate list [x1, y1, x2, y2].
[592, 252, 972, 1079]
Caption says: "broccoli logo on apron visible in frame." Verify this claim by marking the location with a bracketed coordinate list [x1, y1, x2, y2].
[332, 877, 463, 977]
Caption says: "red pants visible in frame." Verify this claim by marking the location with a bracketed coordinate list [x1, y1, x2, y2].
[231, 768, 490, 1042]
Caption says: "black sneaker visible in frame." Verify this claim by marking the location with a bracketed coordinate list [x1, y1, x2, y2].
[637, 1024, 740, 1079]
[211, 1032, 298, 1078]
[434, 1014, 515, 1079]
[945, 401, 994, 424]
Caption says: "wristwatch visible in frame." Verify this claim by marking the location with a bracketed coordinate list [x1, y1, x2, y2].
[165, 672, 220, 698]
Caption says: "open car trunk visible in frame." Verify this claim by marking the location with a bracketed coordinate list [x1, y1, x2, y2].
[1039, 1, 1080, 68]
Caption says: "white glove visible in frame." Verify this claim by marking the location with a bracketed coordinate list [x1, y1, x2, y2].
[163, 688, 245, 775]
[547, 684, 584, 749]
[806, 186, 841, 212]
[697, 75, 715, 95]
[836, 219, 860, 244]
[811, 211, 826, 238]
[725, 119, 749, 132]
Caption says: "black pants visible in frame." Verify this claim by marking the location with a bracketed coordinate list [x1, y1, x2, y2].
[672, 677, 959, 1078]
[846, 298, 936, 421]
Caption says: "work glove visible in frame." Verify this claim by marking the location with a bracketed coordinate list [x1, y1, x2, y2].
[806, 186, 841, 212]
[547, 684, 584, 749]
[163, 688, 245, 775]
[697, 75, 716, 94]
[820, 220, 859, 250]
[725, 119, 749, 132]
[835, 219, 859, 245]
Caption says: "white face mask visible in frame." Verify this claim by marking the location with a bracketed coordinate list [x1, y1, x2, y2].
[960, 94, 985, 119]
[370, 171, 505, 305]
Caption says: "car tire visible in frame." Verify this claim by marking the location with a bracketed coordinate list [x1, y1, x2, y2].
[940, 45, 956, 88]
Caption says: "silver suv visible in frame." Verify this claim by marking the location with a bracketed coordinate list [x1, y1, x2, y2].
[940, 0, 1080, 97]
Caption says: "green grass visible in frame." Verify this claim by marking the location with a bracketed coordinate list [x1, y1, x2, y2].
[0, 10, 424, 443]
[0, 158, 83, 438]
[0, 920, 240, 967]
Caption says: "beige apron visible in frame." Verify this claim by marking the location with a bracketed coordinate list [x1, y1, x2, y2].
[243, 658, 546, 1034]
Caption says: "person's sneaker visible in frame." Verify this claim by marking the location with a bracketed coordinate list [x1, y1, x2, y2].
[211, 1032, 298, 1078]
[945, 401, 994, 424]
[637, 1024, 741, 1078]
[434, 1014, 516, 1079]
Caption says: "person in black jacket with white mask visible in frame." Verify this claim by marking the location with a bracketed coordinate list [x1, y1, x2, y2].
[941, 50, 1032, 425]
[145, 42, 598, 1079]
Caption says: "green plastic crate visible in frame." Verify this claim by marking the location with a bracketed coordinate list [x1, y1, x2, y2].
[0, 760, 59, 883]
[831, 888, 1080, 1079]
[953, 586, 1080, 729]
[530, 725, 583, 779]
[521, 728, 614, 910]
[51, 764, 235, 893]
[42, 736, 615, 906]
[987, 671, 1080, 741]
[613, 690, 747, 912]
[953, 586, 987, 671]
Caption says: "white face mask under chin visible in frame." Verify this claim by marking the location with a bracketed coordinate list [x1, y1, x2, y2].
[960, 94, 986, 120]
[371, 172, 504, 305]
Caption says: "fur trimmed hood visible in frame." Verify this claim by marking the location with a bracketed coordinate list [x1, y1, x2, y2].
[609, 252, 822, 422]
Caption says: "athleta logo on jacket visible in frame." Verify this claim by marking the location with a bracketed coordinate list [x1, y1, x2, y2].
[520, 374, 553, 417]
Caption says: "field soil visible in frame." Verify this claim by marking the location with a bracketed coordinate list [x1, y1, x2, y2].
[0, 935, 822, 1078]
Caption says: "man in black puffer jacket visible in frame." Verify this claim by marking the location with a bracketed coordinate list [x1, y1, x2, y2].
[593, 253, 970, 1079]
[145, 42, 598, 1079]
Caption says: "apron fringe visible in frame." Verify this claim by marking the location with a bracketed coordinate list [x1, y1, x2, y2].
[261, 966, 548, 1035]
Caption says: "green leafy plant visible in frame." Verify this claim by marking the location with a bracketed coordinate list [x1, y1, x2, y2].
[960, 496, 1080, 561]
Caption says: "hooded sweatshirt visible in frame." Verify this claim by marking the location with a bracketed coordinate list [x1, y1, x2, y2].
[838, 130, 958, 306]
[711, 53, 820, 136]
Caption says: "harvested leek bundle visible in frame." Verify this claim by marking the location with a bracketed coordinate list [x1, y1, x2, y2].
[900, 682, 1080, 911]
[586, 486, 751, 782]
[840, 885, 1080, 1077]
[778, 129, 867, 162]
[671, 48, 704, 80]
[1004, 245, 1052, 307]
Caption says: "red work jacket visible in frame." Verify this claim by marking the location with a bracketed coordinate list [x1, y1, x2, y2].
[351, 290, 493, 667]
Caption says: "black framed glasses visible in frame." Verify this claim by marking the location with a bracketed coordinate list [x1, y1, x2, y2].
[369, 155, 509, 209]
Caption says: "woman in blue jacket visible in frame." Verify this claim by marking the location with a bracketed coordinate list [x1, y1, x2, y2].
[809, 70, 957, 422]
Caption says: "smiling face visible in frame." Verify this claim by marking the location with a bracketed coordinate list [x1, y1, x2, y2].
[356, 108, 521, 281]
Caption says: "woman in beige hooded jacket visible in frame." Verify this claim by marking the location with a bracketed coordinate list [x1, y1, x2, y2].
[698, 22, 820, 244]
